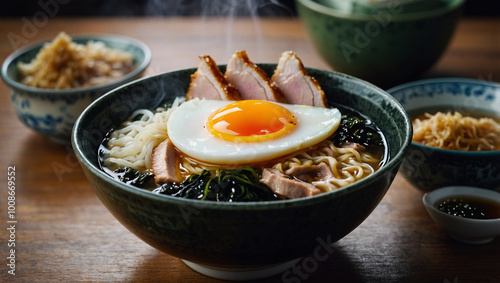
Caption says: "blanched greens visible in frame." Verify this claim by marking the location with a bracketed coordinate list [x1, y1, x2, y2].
[153, 166, 279, 202]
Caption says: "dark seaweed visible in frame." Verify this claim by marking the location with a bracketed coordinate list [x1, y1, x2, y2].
[114, 167, 155, 188]
[152, 166, 280, 202]
[331, 110, 383, 148]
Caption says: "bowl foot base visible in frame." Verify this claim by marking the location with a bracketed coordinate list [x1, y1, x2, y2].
[181, 257, 302, 281]
[450, 234, 496, 245]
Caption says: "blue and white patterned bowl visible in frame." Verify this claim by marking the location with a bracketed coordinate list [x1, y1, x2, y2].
[1, 34, 151, 144]
[388, 78, 500, 192]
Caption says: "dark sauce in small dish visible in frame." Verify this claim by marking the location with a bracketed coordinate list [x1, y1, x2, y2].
[436, 196, 500, 219]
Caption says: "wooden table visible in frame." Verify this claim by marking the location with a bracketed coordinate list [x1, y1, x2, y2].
[1, 17, 499, 282]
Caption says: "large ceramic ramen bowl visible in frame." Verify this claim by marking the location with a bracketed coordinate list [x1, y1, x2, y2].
[1, 34, 151, 144]
[72, 65, 411, 280]
[388, 78, 500, 192]
[295, 0, 464, 88]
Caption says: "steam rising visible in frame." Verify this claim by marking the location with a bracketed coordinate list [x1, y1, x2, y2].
[143, 0, 294, 17]
[141, 0, 296, 67]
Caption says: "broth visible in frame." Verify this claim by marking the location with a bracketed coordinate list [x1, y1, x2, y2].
[435, 195, 500, 219]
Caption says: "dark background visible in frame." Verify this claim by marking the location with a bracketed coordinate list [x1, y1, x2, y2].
[1, 0, 499, 18]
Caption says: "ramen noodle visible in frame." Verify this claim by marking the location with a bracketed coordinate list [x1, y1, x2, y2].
[412, 111, 500, 151]
[102, 97, 386, 195]
[17, 32, 135, 89]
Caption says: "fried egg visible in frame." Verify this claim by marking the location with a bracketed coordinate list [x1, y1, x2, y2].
[166, 99, 341, 165]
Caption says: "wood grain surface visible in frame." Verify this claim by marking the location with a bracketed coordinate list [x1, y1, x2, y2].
[0, 17, 499, 282]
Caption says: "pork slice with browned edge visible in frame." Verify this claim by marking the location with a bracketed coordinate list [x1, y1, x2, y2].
[186, 55, 241, 101]
[271, 51, 328, 107]
[225, 50, 286, 103]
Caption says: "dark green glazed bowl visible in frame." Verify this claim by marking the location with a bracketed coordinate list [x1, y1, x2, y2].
[1, 34, 151, 144]
[295, 0, 464, 88]
[72, 65, 411, 279]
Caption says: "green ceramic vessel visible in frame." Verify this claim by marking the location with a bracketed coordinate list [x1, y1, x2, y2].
[72, 65, 411, 280]
[296, 0, 465, 88]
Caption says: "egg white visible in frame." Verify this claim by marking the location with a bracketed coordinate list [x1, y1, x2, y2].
[166, 99, 341, 165]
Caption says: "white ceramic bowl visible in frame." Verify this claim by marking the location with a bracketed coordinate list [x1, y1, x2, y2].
[423, 186, 500, 244]
[1, 34, 151, 144]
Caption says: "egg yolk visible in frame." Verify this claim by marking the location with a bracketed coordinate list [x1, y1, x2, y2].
[206, 100, 297, 142]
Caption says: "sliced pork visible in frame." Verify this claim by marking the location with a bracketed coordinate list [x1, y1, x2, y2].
[186, 55, 241, 101]
[260, 168, 321, 199]
[284, 162, 334, 183]
[225, 50, 286, 103]
[271, 51, 328, 108]
[341, 142, 367, 152]
[152, 139, 181, 184]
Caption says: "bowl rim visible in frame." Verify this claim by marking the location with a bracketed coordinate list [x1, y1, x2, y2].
[387, 77, 500, 155]
[410, 141, 500, 155]
[296, 0, 465, 21]
[0, 33, 152, 94]
[72, 65, 412, 210]
[423, 186, 500, 222]
[386, 77, 500, 94]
